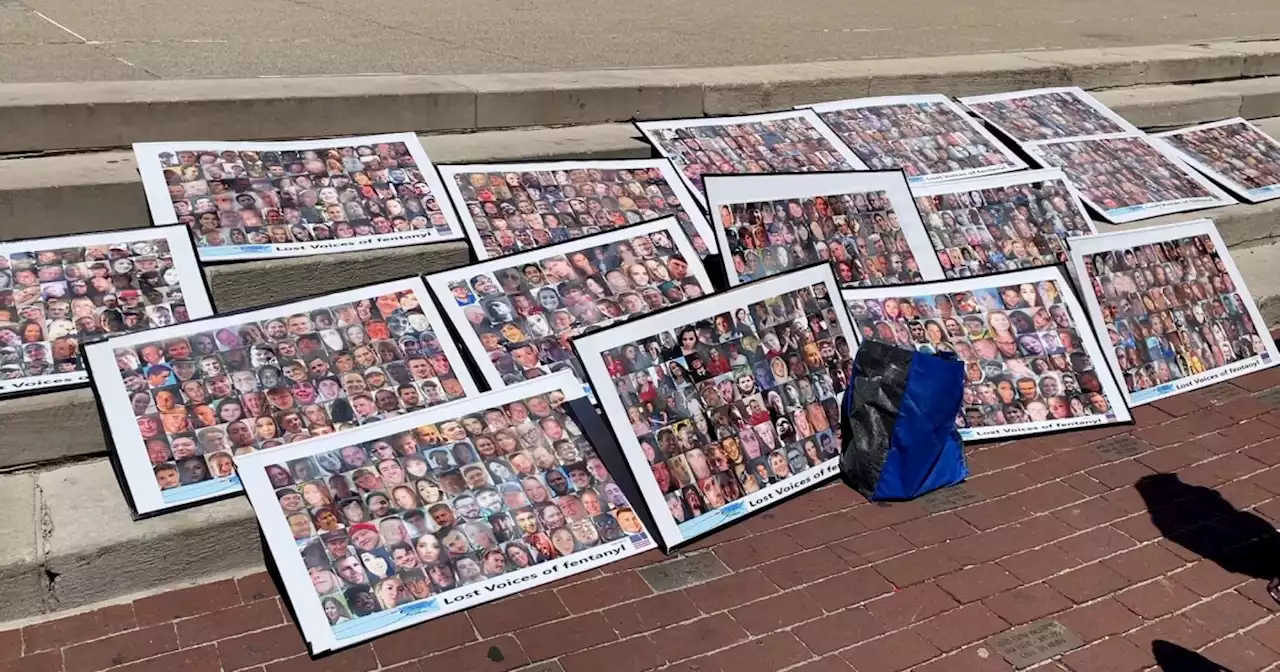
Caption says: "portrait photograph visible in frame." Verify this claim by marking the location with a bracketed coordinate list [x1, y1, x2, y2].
[437, 159, 716, 259]
[575, 263, 856, 550]
[426, 217, 715, 394]
[636, 110, 866, 205]
[0, 225, 213, 399]
[134, 133, 464, 262]
[911, 168, 1097, 279]
[1154, 117, 1280, 203]
[704, 171, 944, 287]
[1068, 218, 1278, 407]
[1024, 134, 1235, 223]
[234, 372, 652, 652]
[843, 266, 1132, 441]
[959, 86, 1140, 143]
[83, 277, 479, 517]
[806, 94, 1027, 183]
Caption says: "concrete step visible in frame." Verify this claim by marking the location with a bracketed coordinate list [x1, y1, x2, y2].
[0, 40, 1277, 155]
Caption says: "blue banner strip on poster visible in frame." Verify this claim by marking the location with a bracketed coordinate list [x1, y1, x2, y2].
[199, 245, 274, 257]
[676, 500, 748, 539]
[160, 475, 241, 503]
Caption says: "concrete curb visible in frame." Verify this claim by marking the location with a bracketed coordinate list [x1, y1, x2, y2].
[1, 40, 1279, 154]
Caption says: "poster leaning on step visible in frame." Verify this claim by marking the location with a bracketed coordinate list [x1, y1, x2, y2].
[234, 372, 655, 653]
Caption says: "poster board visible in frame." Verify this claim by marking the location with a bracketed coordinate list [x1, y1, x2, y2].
[437, 159, 716, 259]
[1152, 118, 1280, 203]
[636, 110, 866, 206]
[234, 372, 653, 652]
[574, 263, 857, 551]
[842, 266, 1132, 441]
[805, 94, 1027, 183]
[911, 168, 1097, 278]
[0, 224, 213, 399]
[704, 171, 944, 286]
[1022, 134, 1235, 223]
[83, 277, 479, 517]
[424, 217, 716, 393]
[135, 133, 464, 261]
[958, 87, 1140, 143]
[1067, 218, 1278, 407]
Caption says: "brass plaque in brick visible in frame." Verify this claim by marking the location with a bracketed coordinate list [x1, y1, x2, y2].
[988, 619, 1083, 668]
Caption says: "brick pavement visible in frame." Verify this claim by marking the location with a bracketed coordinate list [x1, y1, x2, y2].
[6, 368, 1280, 672]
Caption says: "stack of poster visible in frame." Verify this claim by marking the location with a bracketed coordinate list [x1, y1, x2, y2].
[703, 171, 944, 286]
[134, 133, 464, 261]
[425, 218, 716, 393]
[574, 263, 856, 551]
[636, 110, 866, 205]
[1067, 219, 1278, 406]
[437, 159, 716, 259]
[805, 95, 1027, 183]
[842, 267, 1131, 440]
[0, 226, 213, 398]
[83, 277, 479, 517]
[959, 87, 1234, 222]
[911, 168, 1097, 278]
[234, 372, 653, 653]
[1153, 118, 1280, 203]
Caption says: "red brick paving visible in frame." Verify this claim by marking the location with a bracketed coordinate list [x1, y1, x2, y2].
[5, 374, 1280, 671]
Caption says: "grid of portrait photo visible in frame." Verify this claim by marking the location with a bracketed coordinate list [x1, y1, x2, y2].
[577, 265, 857, 546]
[637, 110, 865, 204]
[135, 134, 460, 261]
[438, 160, 715, 260]
[1154, 118, 1280, 203]
[85, 279, 478, 516]
[235, 375, 651, 651]
[1069, 220, 1279, 406]
[705, 172, 943, 287]
[959, 87, 1139, 143]
[427, 219, 713, 391]
[0, 226, 213, 397]
[843, 268, 1131, 440]
[807, 95, 1026, 183]
[911, 169, 1097, 279]
[1024, 134, 1234, 223]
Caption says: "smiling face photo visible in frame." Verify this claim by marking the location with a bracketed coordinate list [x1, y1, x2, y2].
[845, 270, 1128, 439]
[601, 280, 853, 529]
[444, 162, 712, 259]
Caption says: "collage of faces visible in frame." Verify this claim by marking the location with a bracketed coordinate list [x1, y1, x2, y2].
[1158, 121, 1280, 198]
[1082, 233, 1270, 395]
[1028, 136, 1223, 214]
[846, 279, 1116, 432]
[716, 190, 927, 286]
[446, 166, 709, 258]
[157, 141, 453, 249]
[813, 100, 1020, 179]
[641, 116, 861, 196]
[445, 228, 706, 386]
[913, 176, 1094, 278]
[962, 90, 1133, 142]
[117, 289, 468, 493]
[278, 392, 644, 623]
[1, 238, 195, 385]
[602, 282, 853, 526]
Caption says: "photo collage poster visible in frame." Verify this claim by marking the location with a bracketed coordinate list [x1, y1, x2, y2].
[134, 133, 464, 261]
[636, 110, 867, 206]
[703, 171, 944, 287]
[575, 264, 857, 550]
[234, 372, 653, 652]
[805, 94, 1027, 184]
[1153, 118, 1280, 203]
[958, 86, 1141, 144]
[425, 218, 716, 394]
[0, 225, 213, 398]
[911, 168, 1098, 279]
[1068, 219, 1278, 406]
[436, 159, 717, 260]
[842, 266, 1132, 440]
[83, 277, 480, 517]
